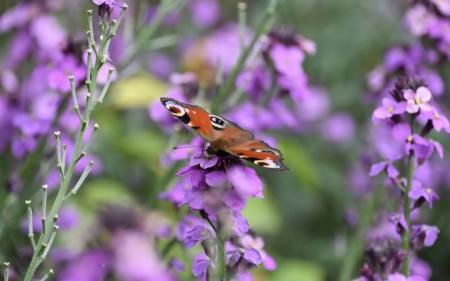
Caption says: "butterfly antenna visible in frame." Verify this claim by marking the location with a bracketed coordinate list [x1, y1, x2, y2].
[172, 145, 202, 150]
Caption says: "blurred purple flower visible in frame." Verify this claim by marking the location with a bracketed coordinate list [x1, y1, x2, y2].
[240, 234, 276, 270]
[0, 3, 38, 33]
[404, 4, 433, 37]
[387, 273, 427, 281]
[30, 15, 66, 53]
[59, 250, 110, 281]
[148, 54, 175, 79]
[226, 165, 263, 199]
[320, 113, 355, 143]
[192, 253, 211, 281]
[189, 0, 220, 28]
[113, 231, 175, 281]
[236, 66, 271, 101]
[431, 0, 450, 15]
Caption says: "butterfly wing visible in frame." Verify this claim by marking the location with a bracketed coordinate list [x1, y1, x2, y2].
[208, 121, 287, 170]
[160, 97, 215, 142]
[226, 139, 287, 170]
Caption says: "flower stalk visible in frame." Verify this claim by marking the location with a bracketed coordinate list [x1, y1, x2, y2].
[211, 0, 278, 112]
[402, 152, 414, 276]
[21, 6, 126, 281]
[3, 262, 9, 281]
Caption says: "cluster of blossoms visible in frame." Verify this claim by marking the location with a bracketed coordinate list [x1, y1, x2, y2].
[54, 204, 179, 281]
[0, 0, 117, 191]
[148, 14, 327, 281]
[150, 25, 355, 146]
[356, 77, 449, 281]
[404, 0, 450, 59]
[161, 142, 276, 280]
[367, 0, 450, 109]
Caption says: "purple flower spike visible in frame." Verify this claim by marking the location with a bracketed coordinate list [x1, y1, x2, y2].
[373, 97, 406, 120]
[403, 87, 433, 114]
[409, 180, 439, 208]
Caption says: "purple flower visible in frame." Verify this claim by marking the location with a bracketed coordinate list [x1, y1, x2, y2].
[226, 165, 263, 199]
[296, 87, 330, 122]
[59, 250, 110, 281]
[190, 149, 219, 169]
[404, 4, 433, 37]
[113, 231, 175, 281]
[373, 97, 406, 120]
[409, 180, 439, 208]
[189, 0, 220, 28]
[176, 215, 213, 248]
[0, 3, 37, 33]
[148, 54, 175, 79]
[320, 113, 355, 144]
[369, 161, 399, 178]
[431, 0, 450, 15]
[30, 15, 67, 53]
[412, 224, 439, 248]
[240, 234, 276, 270]
[236, 66, 271, 101]
[403, 87, 433, 114]
[270, 43, 304, 77]
[423, 109, 450, 132]
[387, 273, 427, 281]
[48, 55, 85, 92]
[192, 253, 212, 281]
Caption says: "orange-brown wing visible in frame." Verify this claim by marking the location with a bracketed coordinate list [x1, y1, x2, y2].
[160, 97, 215, 142]
[227, 139, 287, 170]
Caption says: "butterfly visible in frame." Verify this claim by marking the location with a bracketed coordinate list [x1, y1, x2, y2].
[160, 97, 287, 170]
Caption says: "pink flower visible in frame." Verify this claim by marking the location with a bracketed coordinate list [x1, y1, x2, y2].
[403, 86, 433, 114]
[424, 109, 450, 132]
[373, 97, 406, 120]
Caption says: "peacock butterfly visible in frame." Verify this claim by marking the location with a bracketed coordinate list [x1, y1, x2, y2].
[160, 97, 287, 170]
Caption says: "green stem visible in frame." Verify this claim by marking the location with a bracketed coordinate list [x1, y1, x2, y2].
[215, 223, 227, 281]
[338, 186, 381, 281]
[402, 153, 414, 276]
[211, 0, 278, 113]
[22, 7, 126, 280]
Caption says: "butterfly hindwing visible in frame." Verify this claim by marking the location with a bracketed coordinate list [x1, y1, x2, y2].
[227, 140, 286, 170]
